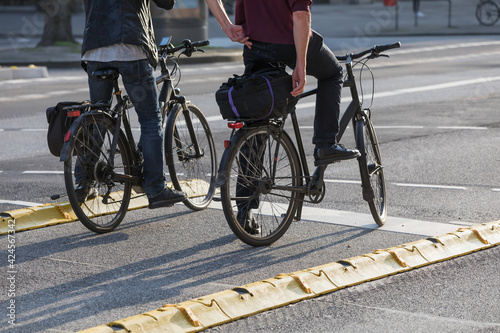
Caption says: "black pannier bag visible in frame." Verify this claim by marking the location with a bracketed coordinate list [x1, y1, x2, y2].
[46, 101, 89, 157]
[215, 68, 298, 121]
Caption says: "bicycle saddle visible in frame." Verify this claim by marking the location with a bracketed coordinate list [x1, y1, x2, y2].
[91, 68, 119, 81]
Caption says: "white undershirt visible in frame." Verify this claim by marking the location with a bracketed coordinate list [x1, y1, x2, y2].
[82, 43, 147, 62]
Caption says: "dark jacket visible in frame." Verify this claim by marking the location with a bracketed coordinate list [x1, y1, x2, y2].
[82, 0, 175, 67]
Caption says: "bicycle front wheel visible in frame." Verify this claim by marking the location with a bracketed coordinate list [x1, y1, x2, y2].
[476, 1, 500, 25]
[220, 125, 302, 247]
[355, 113, 387, 226]
[165, 103, 217, 211]
[64, 113, 133, 233]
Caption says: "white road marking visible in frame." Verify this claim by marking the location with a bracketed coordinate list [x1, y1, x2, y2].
[0, 75, 86, 88]
[437, 126, 488, 130]
[5, 172, 490, 194]
[393, 183, 467, 190]
[293, 76, 500, 109]
[0, 199, 42, 207]
[0, 124, 490, 131]
[0, 87, 88, 103]
[207, 200, 469, 237]
[371, 51, 500, 68]
[388, 41, 500, 55]
[375, 125, 424, 129]
[374, 76, 500, 99]
[22, 170, 64, 174]
[325, 179, 361, 185]
[3, 41, 500, 105]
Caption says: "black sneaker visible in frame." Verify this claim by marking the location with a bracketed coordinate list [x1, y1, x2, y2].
[237, 209, 261, 235]
[148, 188, 187, 209]
[314, 144, 360, 165]
[75, 183, 98, 203]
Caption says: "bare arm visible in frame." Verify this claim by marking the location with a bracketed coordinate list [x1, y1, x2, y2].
[291, 10, 311, 97]
[205, 0, 252, 47]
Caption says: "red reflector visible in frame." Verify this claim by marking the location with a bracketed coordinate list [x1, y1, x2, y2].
[224, 140, 230, 149]
[67, 110, 81, 118]
[64, 130, 71, 142]
[228, 122, 244, 129]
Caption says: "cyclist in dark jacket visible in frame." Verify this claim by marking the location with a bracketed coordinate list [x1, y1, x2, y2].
[80, 0, 186, 209]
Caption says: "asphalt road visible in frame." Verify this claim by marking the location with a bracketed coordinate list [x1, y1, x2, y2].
[0, 35, 499, 332]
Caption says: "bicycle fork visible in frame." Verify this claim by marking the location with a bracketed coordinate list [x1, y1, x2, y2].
[171, 96, 204, 161]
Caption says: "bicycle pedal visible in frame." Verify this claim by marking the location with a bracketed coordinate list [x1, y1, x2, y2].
[314, 154, 358, 166]
[314, 157, 341, 166]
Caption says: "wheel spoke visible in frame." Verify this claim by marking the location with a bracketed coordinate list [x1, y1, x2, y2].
[64, 114, 132, 233]
[220, 126, 302, 246]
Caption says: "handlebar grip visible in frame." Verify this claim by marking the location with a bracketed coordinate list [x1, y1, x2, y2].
[335, 41, 401, 62]
[373, 42, 401, 54]
[163, 39, 210, 55]
[192, 40, 210, 47]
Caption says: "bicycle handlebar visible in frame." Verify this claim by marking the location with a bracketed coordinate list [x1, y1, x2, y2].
[159, 38, 210, 57]
[336, 42, 401, 61]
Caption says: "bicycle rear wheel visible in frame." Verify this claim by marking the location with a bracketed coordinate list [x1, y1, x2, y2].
[476, 1, 500, 26]
[165, 103, 216, 211]
[355, 113, 387, 226]
[64, 113, 133, 233]
[220, 125, 302, 246]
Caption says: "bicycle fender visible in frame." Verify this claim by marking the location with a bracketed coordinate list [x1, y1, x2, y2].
[59, 111, 114, 162]
[214, 128, 247, 187]
[215, 125, 281, 188]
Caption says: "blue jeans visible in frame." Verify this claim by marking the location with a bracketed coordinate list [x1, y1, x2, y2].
[243, 30, 344, 145]
[85, 60, 165, 198]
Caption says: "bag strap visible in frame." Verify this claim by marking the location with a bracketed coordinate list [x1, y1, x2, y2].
[228, 75, 275, 120]
[255, 76, 275, 120]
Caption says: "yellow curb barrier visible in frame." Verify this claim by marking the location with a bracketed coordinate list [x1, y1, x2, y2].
[0, 179, 211, 235]
[0, 194, 149, 235]
[79, 220, 500, 333]
[1, 202, 78, 233]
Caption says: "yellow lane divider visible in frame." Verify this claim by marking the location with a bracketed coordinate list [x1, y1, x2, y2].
[79, 220, 500, 333]
[0, 180, 210, 235]
[0, 194, 149, 234]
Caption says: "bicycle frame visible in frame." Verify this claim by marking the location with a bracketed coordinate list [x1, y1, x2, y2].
[289, 53, 364, 220]
[157, 50, 204, 161]
[217, 42, 398, 245]
[60, 45, 204, 187]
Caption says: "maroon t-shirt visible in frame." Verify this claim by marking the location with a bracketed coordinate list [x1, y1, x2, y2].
[235, 0, 312, 45]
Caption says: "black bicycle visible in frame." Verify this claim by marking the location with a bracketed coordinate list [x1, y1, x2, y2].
[60, 38, 217, 233]
[216, 42, 401, 246]
[476, 0, 500, 26]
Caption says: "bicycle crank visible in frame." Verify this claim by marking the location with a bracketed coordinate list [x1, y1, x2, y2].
[307, 165, 327, 203]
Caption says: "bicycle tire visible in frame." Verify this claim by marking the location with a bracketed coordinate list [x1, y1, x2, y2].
[165, 103, 217, 211]
[64, 112, 133, 233]
[355, 114, 387, 226]
[476, 1, 500, 26]
[220, 125, 302, 246]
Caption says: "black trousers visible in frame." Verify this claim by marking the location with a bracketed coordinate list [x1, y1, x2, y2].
[242, 30, 344, 145]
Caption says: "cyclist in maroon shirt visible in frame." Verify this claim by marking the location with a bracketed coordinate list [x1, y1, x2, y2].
[207, 0, 360, 233]
[207, 0, 359, 161]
